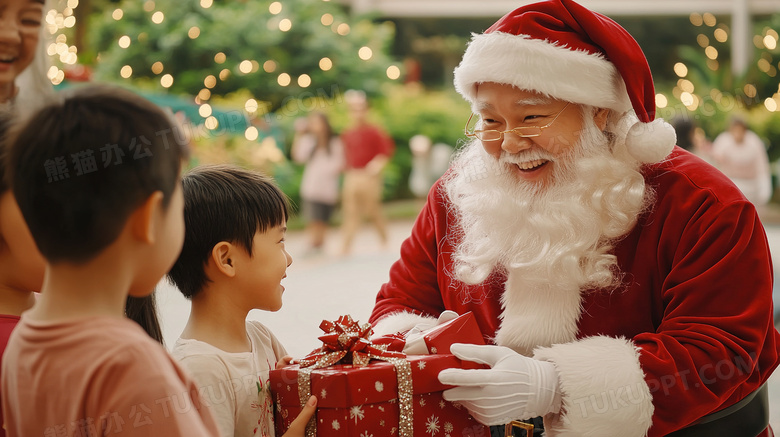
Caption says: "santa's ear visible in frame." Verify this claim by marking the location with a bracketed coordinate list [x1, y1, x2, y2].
[593, 107, 610, 131]
[210, 241, 236, 278]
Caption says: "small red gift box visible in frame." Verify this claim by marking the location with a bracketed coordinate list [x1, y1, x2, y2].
[269, 315, 489, 437]
[271, 355, 489, 437]
[416, 311, 486, 355]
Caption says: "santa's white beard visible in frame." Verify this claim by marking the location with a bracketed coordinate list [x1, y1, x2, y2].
[443, 115, 651, 353]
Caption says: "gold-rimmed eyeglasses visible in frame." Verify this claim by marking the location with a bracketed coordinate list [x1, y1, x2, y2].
[465, 103, 571, 142]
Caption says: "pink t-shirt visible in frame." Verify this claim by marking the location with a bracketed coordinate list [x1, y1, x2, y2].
[1, 316, 220, 437]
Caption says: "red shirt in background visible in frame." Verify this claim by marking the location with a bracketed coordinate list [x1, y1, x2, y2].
[341, 124, 394, 170]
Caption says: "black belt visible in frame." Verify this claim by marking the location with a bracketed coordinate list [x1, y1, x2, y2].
[668, 383, 769, 437]
[491, 384, 768, 437]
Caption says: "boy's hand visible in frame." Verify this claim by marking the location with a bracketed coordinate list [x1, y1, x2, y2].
[276, 355, 293, 369]
[282, 396, 318, 437]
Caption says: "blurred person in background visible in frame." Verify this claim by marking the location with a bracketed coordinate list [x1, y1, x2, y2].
[339, 90, 394, 254]
[671, 116, 713, 163]
[291, 112, 344, 255]
[712, 116, 772, 207]
[408, 134, 453, 199]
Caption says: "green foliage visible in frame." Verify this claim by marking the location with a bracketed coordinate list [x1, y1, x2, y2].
[90, 0, 397, 111]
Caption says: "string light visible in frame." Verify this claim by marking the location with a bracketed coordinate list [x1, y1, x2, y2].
[673, 62, 688, 77]
[245, 127, 259, 141]
[298, 74, 311, 87]
[112, 8, 123, 20]
[358, 46, 373, 60]
[386, 65, 401, 80]
[151, 61, 164, 74]
[655, 94, 668, 108]
[214, 52, 226, 64]
[277, 73, 291, 86]
[120, 65, 133, 78]
[205, 116, 219, 130]
[269, 2, 282, 14]
[118, 35, 131, 49]
[714, 28, 728, 43]
[279, 18, 292, 32]
[263, 60, 277, 73]
[319, 57, 332, 71]
[151, 11, 164, 24]
[239, 60, 253, 74]
[161, 74, 174, 88]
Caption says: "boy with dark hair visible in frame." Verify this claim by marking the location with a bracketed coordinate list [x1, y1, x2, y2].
[168, 164, 316, 437]
[0, 84, 221, 436]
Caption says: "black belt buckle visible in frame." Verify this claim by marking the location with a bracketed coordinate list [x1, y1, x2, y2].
[504, 421, 534, 437]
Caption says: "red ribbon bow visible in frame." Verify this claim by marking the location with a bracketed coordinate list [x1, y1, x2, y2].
[298, 315, 405, 368]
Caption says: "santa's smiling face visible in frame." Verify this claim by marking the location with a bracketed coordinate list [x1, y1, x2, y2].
[473, 82, 608, 190]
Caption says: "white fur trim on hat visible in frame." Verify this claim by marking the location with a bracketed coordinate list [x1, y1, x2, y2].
[371, 311, 436, 338]
[534, 336, 655, 436]
[625, 118, 676, 164]
[454, 32, 632, 113]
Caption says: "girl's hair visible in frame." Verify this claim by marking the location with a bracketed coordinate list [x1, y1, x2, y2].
[167, 164, 290, 298]
[309, 112, 335, 157]
[125, 293, 164, 344]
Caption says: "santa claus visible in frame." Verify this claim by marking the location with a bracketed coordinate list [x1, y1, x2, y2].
[369, 0, 780, 436]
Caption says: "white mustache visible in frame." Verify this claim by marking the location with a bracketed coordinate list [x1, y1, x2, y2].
[499, 150, 557, 165]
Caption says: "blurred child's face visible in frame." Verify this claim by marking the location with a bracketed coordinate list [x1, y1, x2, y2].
[129, 181, 185, 297]
[0, 0, 44, 88]
[0, 191, 45, 292]
[234, 223, 292, 312]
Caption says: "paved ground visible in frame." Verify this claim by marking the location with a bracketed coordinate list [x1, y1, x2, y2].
[156, 208, 780, 430]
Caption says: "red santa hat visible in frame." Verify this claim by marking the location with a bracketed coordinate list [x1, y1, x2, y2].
[454, 0, 675, 163]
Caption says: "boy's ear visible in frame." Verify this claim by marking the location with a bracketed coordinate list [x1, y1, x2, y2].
[129, 191, 164, 244]
[210, 241, 236, 278]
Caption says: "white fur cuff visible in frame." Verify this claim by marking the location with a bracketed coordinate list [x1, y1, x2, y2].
[371, 311, 437, 338]
[533, 336, 654, 436]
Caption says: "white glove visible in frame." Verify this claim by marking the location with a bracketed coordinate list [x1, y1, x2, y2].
[438, 343, 562, 425]
[402, 310, 459, 354]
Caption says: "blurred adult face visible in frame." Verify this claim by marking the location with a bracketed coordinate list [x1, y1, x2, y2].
[729, 123, 747, 144]
[0, 0, 44, 95]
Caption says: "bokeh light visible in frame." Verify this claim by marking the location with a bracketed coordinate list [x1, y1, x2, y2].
[386, 65, 401, 80]
[358, 46, 373, 60]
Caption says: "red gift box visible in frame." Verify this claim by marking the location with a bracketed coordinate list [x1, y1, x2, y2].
[420, 312, 486, 355]
[271, 355, 489, 437]
[269, 315, 489, 437]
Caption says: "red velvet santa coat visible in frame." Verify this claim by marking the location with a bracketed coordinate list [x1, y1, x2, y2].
[370, 147, 780, 436]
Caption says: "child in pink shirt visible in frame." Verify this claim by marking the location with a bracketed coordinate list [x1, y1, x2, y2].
[1, 85, 223, 436]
